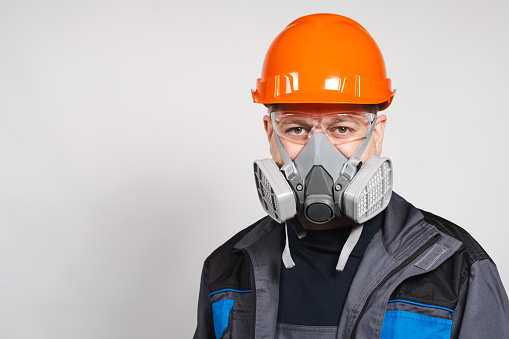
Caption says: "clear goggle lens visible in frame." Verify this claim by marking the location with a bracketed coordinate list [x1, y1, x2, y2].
[271, 112, 376, 146]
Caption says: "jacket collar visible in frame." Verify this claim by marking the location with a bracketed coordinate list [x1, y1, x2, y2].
[381, 192, 436, 255]
[233, 216, 280, 250]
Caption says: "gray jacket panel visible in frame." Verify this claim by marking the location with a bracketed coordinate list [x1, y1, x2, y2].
[453, 259, 509, 338]
[241, 224, 283, 339]
[275, 324, 337, 339]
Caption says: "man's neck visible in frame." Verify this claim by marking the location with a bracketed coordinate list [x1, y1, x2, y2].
[298, 216, 357, 230]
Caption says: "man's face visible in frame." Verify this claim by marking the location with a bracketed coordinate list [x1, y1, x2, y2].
[263, 103, 387, 167]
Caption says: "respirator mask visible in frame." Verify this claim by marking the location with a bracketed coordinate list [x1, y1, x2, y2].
[254, 109, 393, 231]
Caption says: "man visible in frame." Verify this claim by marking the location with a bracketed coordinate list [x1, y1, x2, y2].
[194, 14, 509, 338]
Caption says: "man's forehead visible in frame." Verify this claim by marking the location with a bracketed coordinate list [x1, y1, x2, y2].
[271, 103, 370, 114]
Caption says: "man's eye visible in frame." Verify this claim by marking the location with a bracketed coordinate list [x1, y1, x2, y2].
[291, 127, 304, 134]
[336, 126, 348, 133]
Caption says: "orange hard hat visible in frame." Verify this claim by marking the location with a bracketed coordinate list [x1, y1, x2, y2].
[252, 14, 395, 110]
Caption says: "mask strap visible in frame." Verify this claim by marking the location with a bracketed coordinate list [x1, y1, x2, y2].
[274, 133, 293, 166]
[336, 224, 364, 271]
[337, 116, 378, 185]
[271, 113, 293, 167]
[350, 116, 378, 164]
[292, 220, 307, 239]
[272, 114, 302, 185]
[282, 222, 296, 269]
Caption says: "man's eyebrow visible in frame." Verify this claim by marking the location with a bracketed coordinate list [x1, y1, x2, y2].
[327, 116, 362, 125]
[278, 118, 314, 127]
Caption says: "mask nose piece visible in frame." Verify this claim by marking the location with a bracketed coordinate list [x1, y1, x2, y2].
[303, 166, 335, 224]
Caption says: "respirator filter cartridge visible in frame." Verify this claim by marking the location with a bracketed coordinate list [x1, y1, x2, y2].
[254, 159, 296, 223]
[342, 157, 393, 224]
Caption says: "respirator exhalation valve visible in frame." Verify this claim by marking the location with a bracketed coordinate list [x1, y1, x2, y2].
[302, 165, 336, 224]
[304, 194, 335, 224]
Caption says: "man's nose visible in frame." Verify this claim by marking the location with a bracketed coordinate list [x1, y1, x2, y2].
[309, 123, 326, 137]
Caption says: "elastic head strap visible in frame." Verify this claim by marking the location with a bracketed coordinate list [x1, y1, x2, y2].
[274, 132, 293, 166]
[270, 113, 294, 167]
[282, 222, 296, 269]
[336, 224, 364, 271]
[350, 116, 378, 164]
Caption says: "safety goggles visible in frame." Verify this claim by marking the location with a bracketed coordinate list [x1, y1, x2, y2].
[271, 111, 376, 146]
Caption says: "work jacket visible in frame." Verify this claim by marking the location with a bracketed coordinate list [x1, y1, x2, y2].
[194, 193, 509, 338]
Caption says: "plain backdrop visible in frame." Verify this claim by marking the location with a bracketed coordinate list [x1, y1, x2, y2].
[1, 0, 508, 338]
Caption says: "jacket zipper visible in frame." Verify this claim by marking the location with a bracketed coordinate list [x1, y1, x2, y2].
[242, 248, 256, 339]
[350, 234, 440, 338]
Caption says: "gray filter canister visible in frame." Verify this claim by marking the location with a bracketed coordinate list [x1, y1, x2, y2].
[342, 157, 393, 224]
[254, 159, 297, 223]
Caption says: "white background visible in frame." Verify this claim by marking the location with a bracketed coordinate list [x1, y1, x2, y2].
[1, 1, 508, 338]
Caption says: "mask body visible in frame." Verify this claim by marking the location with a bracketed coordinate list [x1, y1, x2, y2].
[293, 133, 348, 223]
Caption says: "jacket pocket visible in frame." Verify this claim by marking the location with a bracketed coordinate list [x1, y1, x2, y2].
[212, 299, 235, 339]
[226, 309, 251, 339]
[380, 300, 453, 339]
[210, 290, 253, 339]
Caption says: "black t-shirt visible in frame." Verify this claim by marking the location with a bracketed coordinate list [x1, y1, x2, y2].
[277, 212, 384, 326]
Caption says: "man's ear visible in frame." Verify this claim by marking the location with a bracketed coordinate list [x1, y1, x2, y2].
[373, 114, 387, 156]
